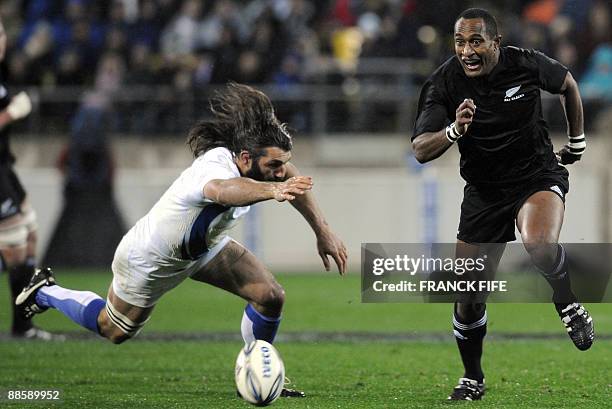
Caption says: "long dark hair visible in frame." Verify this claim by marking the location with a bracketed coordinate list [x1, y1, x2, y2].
[187, 83, 293, 158]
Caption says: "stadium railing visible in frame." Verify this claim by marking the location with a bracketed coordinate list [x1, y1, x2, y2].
[10, 55, 610, 136]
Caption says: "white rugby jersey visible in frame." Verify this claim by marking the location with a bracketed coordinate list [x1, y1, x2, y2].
[128, 147, 250, 266]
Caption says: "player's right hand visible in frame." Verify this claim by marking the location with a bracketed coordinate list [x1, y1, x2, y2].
[455, 98, 476, 135]
[7, 91, 32, 120]
[273, 176, 313, 202]
[316, 228, 348, 276]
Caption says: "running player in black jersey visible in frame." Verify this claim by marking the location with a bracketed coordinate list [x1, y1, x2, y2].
[412, 8, 593, 401]
[0, 17, 62, 340]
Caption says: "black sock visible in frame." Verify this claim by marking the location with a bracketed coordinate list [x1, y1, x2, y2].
[453, 304, 487, 383]
[541, 245, 577, 314]
[8, 262, 35, 333]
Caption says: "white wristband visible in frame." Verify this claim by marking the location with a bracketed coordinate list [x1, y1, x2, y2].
[6, 91, 32, 120]
[568, 133, 586, 155]
[445, 122, 463, 143]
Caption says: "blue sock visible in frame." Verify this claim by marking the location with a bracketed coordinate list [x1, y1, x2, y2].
[240, 304, 281, 344]
[36, 285, 105, 334]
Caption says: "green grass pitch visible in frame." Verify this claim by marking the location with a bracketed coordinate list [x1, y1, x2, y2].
[0, 270, 610, 408]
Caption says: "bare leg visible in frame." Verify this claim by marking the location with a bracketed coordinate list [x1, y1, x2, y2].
[97, 285, 155, 344]
[516, 191, 594, 350]
[191, 240, 285, 318]
[516, 191, 575, 305]
[191, 240, 285, 344]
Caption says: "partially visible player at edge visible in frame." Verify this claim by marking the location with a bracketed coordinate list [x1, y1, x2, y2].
[0, 16, 62, 340]
[16, 83, 348, 397]
[412, 8, 593, 401]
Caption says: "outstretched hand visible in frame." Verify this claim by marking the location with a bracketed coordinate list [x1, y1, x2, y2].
[316, 228, 348, 276]
[272, 176, 313, 202]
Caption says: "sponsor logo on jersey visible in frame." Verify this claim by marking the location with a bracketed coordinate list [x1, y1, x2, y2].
[550, 185, 564, 198]
[504, 85, 524, 102]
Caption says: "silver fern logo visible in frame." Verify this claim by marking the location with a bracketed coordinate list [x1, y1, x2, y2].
[504, 85, 524, 101]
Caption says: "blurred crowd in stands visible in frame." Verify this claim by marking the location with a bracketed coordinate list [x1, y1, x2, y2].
[0, 0, 610, 133]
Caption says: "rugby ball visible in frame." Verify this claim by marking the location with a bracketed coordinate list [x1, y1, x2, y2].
[235, 340, 285, 406]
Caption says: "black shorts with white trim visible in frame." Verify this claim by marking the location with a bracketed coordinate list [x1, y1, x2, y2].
[457, 169, 569, 243]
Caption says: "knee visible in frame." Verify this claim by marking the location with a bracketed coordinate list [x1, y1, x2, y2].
[98, 315, 132, 345]
[523, 240, 558, 270]
[455, 302, 485, 322]
[1, 247, 26, 269]
[256, 282, 285, 313]
[108, 332, 130, 344]
[105, 326, 133, 344]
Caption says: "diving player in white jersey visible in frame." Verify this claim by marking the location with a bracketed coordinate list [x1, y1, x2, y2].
[16, 84, 347, 395]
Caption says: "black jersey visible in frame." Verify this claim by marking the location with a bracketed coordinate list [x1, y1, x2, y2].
[413, 46, 568, 187]
[0, 70, 26, 216]
[0, 70, 15, 166]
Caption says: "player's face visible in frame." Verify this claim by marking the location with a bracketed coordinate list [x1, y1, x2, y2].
[245, 147, 292, 182]
[454, 18, 500, 78]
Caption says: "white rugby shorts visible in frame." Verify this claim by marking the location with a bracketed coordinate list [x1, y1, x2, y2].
[0, 207, 37, 248]
[111, 233, 231, 308]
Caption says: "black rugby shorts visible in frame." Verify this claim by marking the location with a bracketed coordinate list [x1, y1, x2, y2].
[457, 170, 569, 243]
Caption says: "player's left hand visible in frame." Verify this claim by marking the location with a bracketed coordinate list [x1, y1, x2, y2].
[556, 145, 582, 165]
[556, 134, 586, 165]
[316, 228, 348, 276]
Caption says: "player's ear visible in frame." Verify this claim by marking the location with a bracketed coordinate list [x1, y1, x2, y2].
[493, 35, 501, 48]
[238, 150, 252, 166]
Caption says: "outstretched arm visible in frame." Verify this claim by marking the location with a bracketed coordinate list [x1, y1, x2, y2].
[285, 163, 348, 275]
[203, 175, 313, 207]
[556, 71, 585, 165]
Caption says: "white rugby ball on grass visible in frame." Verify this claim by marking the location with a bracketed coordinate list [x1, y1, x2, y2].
[235, 340, 285, 406]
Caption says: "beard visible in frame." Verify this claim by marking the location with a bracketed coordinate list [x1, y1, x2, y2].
[244, 161, 268, 181]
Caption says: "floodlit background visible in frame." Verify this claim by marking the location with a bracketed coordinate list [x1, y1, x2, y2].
[0, 2, 610, 408]
[2, 0, 610, 270]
